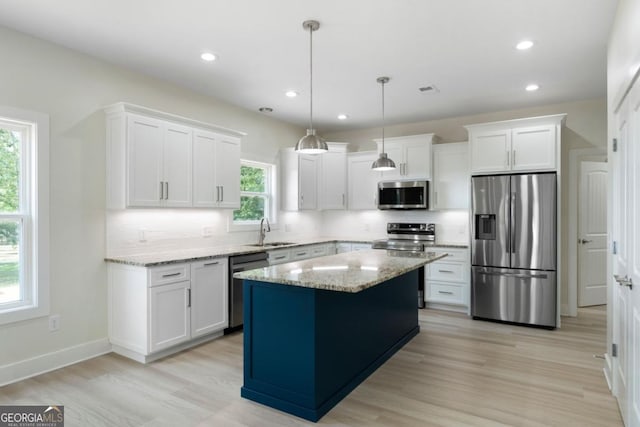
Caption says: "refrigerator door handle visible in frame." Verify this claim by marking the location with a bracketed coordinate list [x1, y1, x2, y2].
[510, 192, 517, 254]
[477, 270, 549, 280]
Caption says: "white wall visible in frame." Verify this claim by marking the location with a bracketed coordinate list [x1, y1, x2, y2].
[0, 25, 308, 373]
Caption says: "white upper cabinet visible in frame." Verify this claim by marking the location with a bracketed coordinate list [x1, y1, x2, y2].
[465, 115, 566, 175]
[347, 151, 380, 210]
[193, 130, 240, 208]
[280, 148, 318, 211]
[374, 134, 436, 180]
[319, 143, 349, 210]
[431, 142, 469, 210]
[125, 114, 193, 207]
[105, 102, 244, 209]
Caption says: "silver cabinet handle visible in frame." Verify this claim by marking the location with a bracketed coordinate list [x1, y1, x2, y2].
[220, 186, 224, 202]
[162, 272, 182, 278]
[506, 150, 510, 167]
[578, 239, 593, 244]
[187, 288, 191, 308]
[342, 194, 345, 207]
[614, 274, 634, 289]
[438, 290, 454, 295]
[438, 269, 455, 273]
[204, 261, 219, 266]
[165, 182, 169, 200]
[296, 252, 308, 256]
[160, 181, 164, 200]
[274, 255, 287, 260]
[512, 150, 516, 166]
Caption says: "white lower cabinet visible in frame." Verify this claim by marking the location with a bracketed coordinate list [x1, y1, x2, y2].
[108, 258, 228, 363]
[336, 242, 371, 253]
[425, 247, 469, 312]
[268, 243, 336, 265]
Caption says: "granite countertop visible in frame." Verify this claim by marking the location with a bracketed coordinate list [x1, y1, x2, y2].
[233, 249, 447, 293]
[104, 237, 466, 267]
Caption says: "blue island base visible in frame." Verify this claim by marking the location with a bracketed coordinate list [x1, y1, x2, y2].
[241, 269, 420, 422]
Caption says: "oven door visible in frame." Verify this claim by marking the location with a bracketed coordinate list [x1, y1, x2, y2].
[378, 181, 429, 209]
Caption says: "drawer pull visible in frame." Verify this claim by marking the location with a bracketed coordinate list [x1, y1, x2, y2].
[438, 269, 455, 273]
[296, 252, 307, 256]
[438, 291, 454, 295]
[203, 261, 219, 266]
[161, 272, 182, 278]
[274, 255, 287, 260]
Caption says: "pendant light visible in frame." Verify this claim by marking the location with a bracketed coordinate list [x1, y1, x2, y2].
[294, 20, 328, 154]
[372, 76, 396, 170]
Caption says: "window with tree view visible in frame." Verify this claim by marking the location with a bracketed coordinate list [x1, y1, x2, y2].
[0, 124, 23, 306]
[233, 161, 274, 224]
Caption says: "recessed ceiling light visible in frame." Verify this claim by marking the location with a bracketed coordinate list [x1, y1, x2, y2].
[258, 107, 273, 113]
[200, 52, 217, 62]
[285, 90, 298, 98]
[516, 40, 534, 50]
[526, 84, 540, 91]
[337, 114, 348, 120]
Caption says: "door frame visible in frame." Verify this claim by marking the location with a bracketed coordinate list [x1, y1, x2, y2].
[566, 147, 607, 317]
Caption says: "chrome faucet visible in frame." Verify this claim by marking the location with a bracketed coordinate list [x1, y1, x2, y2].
[258, 217, 271, 246]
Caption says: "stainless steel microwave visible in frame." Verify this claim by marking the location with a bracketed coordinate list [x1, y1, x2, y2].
[377, 180, 429, 210]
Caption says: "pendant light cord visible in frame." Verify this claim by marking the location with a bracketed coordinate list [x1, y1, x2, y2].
[381, 79, 385, 152]
[309, 24, 314, 131]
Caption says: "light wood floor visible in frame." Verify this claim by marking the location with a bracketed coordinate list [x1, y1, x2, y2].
[1, 307, 622, 426]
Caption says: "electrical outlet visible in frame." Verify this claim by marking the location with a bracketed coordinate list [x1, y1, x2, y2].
[202, 226, 213, 237]
[49, 315, 60, 332]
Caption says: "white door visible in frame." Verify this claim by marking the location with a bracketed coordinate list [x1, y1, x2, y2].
[149, 281, 190, 352]
[215, 136, 241, 209]
[320, 151, 347, 209]
[470, 129, 511, 173]
[403, 140, 431, 179]
[625, 81, 640, 427]
[348, 153, 379, 210]
[298, 155, 318, 210]
[163, 123, 192, 207]
[191, 259, 228, 338]
[511, 125, 557, 171]
[127, 114, 163, 207]
[192, 130, 217, 207]
[578, 161, 608, 306]
[431, 142, 469, 210]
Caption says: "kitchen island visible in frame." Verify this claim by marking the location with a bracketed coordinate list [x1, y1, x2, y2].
[234, 249, 446, 422]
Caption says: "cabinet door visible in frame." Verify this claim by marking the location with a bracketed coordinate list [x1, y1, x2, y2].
[320, 151, 347, 209]
[299, 155, 318, 210]
[403, 140, 431, 179]
[348, 153, 379, 210]
[127, 114, 163, 207]
[149, 281, 190, 352]
[470, 130, 511, 173]
[163, 123, 193, 207]
[192, 130, 217, 207]
[511, 125, 557, 171]
[191, 259, 228, 338]
[215, 136, 241, 208]
[432, 143, 469, 210]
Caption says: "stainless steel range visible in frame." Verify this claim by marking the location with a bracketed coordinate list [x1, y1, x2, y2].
[372, 222, 436, 308]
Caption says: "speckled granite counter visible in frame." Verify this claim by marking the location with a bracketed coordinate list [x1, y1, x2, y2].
[104, 238, 465, 267]
[234, 249, 447, 293]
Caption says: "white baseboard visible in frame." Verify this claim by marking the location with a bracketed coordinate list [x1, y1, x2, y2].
[0, 338, 112, 387]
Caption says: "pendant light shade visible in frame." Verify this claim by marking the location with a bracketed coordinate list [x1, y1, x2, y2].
[372, 76, 396, 170]
[295, 20, 328, 154]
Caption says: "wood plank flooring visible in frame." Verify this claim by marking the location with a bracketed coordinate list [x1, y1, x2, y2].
[0, 307, 622, 426]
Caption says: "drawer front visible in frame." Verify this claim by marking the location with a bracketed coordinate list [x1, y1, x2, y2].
[291, 248, 312, 260]
[310, 244, 328, 257]
[149, 263, 190, 287]
[429, 248, 468, 263]
[427, 282, 465, 304]
[268, 249, 291, 265]
[428, 261, 466, 282]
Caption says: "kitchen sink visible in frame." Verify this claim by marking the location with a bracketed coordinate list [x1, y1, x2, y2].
[246, 242, 294, 247]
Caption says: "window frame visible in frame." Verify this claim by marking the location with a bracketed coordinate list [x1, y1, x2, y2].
[229, 160, 277, 232]
[0, 106, 49, 325]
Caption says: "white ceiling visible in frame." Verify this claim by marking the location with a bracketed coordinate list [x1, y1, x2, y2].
[0, 0, 618, 132]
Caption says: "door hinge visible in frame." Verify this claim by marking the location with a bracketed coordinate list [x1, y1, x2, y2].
[612, 138, 618, 152]
[612, 343, 618, 357]
[612, 241, 618, 255]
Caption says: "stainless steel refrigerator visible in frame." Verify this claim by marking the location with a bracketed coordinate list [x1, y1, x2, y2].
[471, 173, 557, 328]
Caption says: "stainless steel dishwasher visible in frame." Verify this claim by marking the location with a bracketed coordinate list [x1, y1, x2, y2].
[226, 251, 269, 333]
